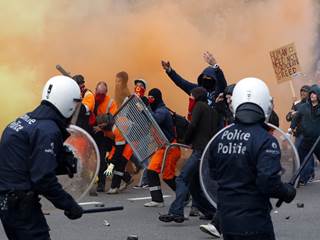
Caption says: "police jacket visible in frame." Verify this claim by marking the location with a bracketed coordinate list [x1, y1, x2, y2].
[208, 123, 286, 235]
[291, 85, 320, 142]
[0, 102, 79, 211]
[151, 103, 175, 142]
[165, 66, 227, 107]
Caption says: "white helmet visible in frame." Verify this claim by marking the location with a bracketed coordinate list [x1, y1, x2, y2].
[134, 79, 147, 89]
[41, 75, 81, 118]
[231, 77, 273, 120]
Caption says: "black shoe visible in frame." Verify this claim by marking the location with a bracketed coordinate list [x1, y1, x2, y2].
[199, 214, 213, 220]
[189, 207, 200, 217]
[97, 185, 105, 192]
[159, 214, 185, 223]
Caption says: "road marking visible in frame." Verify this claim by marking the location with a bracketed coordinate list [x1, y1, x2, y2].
[79, 201, 104, 206]
[127, 195, 172, 201]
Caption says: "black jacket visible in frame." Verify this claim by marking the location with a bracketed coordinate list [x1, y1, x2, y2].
[184, 101, 219, 150]
[0, 102, 79, 211]
[208, 123, 287, 235]
[291, 85, 320, 142]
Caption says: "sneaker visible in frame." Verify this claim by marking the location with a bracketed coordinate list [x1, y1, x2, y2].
[159, 213, 185, 223]
[119, 179, 134, 191]
[308, 176, 315, 183]
[189, 206, 200, 217]
[107, 188, 119, 194]
[144, 201, 164, 208]
[199, 223, 221, 238]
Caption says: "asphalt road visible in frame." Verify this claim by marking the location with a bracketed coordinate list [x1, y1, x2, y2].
[1, 174, 320, 240]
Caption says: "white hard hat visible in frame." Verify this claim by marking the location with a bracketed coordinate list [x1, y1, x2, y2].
[231, 77, 273, 120]
[134, 79, 147, 89]
[42, 75, 81, 118]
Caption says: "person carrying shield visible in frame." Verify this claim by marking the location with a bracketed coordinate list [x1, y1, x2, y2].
[205, 78, 296, 240]
[0, 76, 84, 239]
[143, 88, 181, 207]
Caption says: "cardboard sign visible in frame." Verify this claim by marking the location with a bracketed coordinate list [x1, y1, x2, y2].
[270, 43, 301, 83]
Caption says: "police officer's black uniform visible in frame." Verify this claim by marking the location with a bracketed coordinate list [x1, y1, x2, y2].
[0, 102, 83, 240]
[207, 103, 296, 240]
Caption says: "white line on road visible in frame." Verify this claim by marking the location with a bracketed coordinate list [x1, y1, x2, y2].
[127, 195, 172, 201]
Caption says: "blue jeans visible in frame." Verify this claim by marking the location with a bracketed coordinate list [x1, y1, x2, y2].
[169, 150, 216, 217]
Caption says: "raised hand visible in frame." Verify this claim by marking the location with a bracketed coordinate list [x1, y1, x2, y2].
[161, 60, 172, 72]
[203, 51, 217, 66]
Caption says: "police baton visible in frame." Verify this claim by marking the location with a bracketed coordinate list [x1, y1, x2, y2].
[276, 135, 320, 208]
[82, 206, 124, 214]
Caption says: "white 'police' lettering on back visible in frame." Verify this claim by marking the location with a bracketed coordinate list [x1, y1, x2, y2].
[217, 129, 251, 155]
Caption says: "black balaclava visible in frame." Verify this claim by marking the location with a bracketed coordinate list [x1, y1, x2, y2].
[191, 87, 208, 102]
[200, 75, 215, 91]
[148, 88, 163, 111]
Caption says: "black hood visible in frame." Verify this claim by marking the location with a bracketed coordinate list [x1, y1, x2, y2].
[148, 88, 164, 111]
[309, 84, 320, 102]
[197, 66, 217, 91]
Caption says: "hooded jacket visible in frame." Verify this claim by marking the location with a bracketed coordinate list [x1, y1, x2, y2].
[149, 88, 175, 142]
[184, 87, 220, 150]
[166, 65, 227, 107]
[0, 102, 79, 211]
[291, 85, 320, 142]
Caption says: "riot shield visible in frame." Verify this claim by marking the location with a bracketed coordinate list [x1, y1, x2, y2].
[59, 125, 100, 201]
[199, 123, 300, 208]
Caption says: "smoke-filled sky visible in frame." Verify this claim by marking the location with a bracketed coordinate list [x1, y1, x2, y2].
[0, 0, 319, 131]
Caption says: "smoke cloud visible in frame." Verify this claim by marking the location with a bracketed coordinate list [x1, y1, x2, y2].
[0, 0, 318, 131]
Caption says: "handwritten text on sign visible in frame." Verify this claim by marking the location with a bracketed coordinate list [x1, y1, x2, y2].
[270, 43, 301, 83]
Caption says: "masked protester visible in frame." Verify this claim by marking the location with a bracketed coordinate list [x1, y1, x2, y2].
[161, 52, 227, 108]
[290, 84, 320, 185]
[206, 78, 296, 240]
[92, 81, 118, 192]
[0, 76, 83, 239]
[72, 74, 95, 134]
[143, 88, 181, 207]
[159, 87, 219, 225]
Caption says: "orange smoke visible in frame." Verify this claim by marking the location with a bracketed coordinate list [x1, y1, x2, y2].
[0, 0, 318, 131]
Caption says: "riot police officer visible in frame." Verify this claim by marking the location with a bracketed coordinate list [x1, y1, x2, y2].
[207, 78, 296, 240]
[0, 76, 83, 240]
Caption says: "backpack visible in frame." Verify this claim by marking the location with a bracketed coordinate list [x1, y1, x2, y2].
[167, 107, 190, 143]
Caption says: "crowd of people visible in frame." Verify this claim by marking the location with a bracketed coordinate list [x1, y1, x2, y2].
[0, 50, 319, 239]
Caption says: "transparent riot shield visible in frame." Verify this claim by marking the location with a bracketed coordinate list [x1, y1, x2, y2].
[60, 125, 100, 201]
[42, 125, 100, 211]
[199, 123, 300, 208]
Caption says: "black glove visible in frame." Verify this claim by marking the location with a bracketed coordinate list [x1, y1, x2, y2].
[56, 146, 78, 178]
[64, 204, 83, 220]
[279, 183, 296, 203]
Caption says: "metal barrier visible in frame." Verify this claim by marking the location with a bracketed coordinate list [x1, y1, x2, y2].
[113, 95, 190, 172]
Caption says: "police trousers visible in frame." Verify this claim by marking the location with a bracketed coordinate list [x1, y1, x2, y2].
[0, 193, 50, 240]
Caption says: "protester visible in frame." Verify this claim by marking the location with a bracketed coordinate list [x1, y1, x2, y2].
[144, 88, 181, 207]
[290, 84, 320, 185]
[286, 85, 311, 149]
[72, 74, 95, 133]
[92, 81, 118, 192]
[114, 71, 130, 107]
[0, 76, 83, 239]
[159, 87, 219, 223]
[161, 51, 227, 107]
[206, 77, 296, 240]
